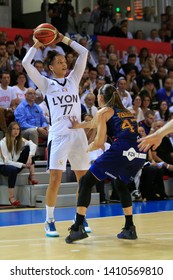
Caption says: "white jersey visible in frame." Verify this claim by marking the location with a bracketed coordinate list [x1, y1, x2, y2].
[22, 41, 88, 142]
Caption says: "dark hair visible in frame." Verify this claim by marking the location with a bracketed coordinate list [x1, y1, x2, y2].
[157, 100, 170, 121]
[6, 40, 15, 47]
[33, 60, 44, 66]
[14, 34, 23, 41]
[44, 50, 63, 69]
[99, 84, 129, 112]
[16, 72, 27, 79]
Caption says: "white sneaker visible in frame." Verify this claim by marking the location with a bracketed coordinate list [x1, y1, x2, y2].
[45, 219, 59, 237]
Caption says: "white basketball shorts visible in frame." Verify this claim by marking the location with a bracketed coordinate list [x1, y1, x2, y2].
[47, 129, 90, 170]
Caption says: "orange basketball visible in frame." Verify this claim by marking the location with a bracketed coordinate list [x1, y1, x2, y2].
[33, 23, 58, 46]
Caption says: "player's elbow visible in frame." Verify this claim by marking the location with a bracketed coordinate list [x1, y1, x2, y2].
[94, 139, 104, 149]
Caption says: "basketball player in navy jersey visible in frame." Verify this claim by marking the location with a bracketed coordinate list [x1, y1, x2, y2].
[22, 32, 91, 237]
[65, 84, 146, 243]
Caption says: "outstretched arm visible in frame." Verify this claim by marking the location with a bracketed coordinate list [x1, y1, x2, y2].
[138, 119, 173, 152]
[87, 111, 107, 152]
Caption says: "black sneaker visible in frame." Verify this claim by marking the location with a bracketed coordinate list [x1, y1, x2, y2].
[117, 225, 137, 240]
[65, 225, 88, 244]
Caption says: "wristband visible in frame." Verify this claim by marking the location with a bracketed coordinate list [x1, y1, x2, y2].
[167, 164, 170, 169]
[62, 36, 72, 46]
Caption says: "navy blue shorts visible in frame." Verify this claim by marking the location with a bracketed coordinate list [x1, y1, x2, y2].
[90, 139, 146, 184]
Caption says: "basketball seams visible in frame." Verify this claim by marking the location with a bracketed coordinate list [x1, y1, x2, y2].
[34, 28, 57, 35]
[33, 23, 59, 45]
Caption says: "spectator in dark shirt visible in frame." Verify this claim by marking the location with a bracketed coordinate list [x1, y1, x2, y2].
[48, 0, 73, 34]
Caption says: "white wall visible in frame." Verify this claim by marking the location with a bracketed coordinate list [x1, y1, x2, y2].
[22, 0, 43, 14]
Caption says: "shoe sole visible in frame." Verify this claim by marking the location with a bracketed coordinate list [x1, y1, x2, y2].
[65, 233, 88, 244]
[117, 234, 137, 240]
[45, 232, 60, 237]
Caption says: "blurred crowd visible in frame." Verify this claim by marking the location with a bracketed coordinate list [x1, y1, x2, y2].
[1, 0, 173, 202]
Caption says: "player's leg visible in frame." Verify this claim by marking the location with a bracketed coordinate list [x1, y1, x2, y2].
[45, 169, 63, 237]
[65, 170, 99, 243]
[74, 170, 92, 233]
[69, 130, 91, 233]
[45, 138, 68, 237]
[115, 178, 137, 240]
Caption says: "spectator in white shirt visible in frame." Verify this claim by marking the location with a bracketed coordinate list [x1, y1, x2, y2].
[116, 77, 132, 108]
[84, 92, 98, 117]
[0, 72, 17, 133]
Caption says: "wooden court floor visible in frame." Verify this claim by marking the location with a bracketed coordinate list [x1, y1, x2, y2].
[0, 211, 173, 260]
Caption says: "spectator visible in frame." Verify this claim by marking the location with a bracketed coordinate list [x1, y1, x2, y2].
[90, 2, 114, 35]
[147, 29, 161, 42]
[119, 53, 140, 76]
[11, 72, 28, 103]
[139, 109, 155, 135]
[0, 31, 7, 43]
[138, 47, 150, 68]
[6, 41, 18, 71]
[133, 29, 145, 40]
[151, 66, 167, 90]
[0, 121, 37, 206]
[0, 72, 17, 134]
[65, 51, 75, 75]
[77, 6, 92, 35]
[139, 79, 157, 108]
[156, 77, 173, 107]
[67, 6, 78, 34]
[105, 43, 118, 59]
[87, 67, 98, 91]
[96, 63, 112, 84]
[122, 45, 139, 66]
[84, 92, 98, 117]
[107, 19, 133, 39]
[116, 77, 132, 108]
[93, 77, 105, 107]
[155, 55, 165, 70]
[154, 100, 170, 122]
[27, 60, 45, 89]
[128, 95, 144, 123]
[164, 56, 173, 71]
[90, 40, 103, 66]
[135, 66, 152, 89]
[9, 60, 24, 86]
[140, 94, 152, 116]
[14, 87, 48, 156]
[107, 53, 121, 83]
[48, 0, 73, 34]
[14, 35, 27, 61]
[0, 41, 10, 73]
[98, 53, 112, 81]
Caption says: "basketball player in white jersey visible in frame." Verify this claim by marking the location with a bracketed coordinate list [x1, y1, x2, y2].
[22, 32, 90, 237]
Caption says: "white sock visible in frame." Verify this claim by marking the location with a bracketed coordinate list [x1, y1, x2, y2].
[46, 205, 55, 221]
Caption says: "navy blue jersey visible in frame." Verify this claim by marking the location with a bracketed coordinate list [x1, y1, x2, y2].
[90, 107, 146, 184]
[107, 107, 138, 142]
